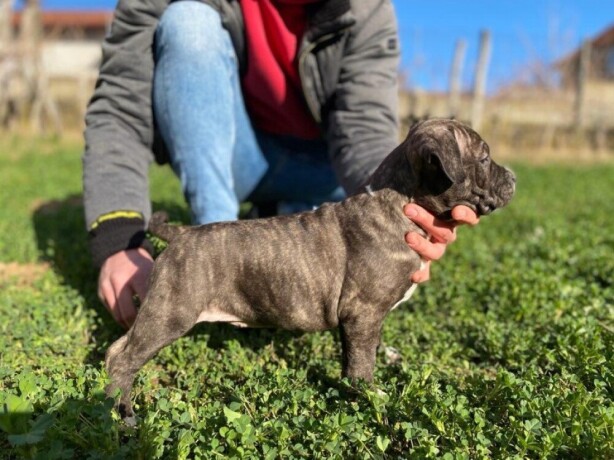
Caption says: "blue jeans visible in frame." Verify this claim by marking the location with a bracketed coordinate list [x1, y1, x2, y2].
[153, 1, 344, 224]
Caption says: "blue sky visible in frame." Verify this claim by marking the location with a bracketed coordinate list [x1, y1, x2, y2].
[23, 0, 614, 92]
[393, 1, 614, 92]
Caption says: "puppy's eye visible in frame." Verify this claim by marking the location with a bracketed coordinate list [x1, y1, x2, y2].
[480, 156, 490, 165]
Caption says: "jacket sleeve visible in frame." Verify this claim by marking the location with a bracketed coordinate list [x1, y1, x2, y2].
[83, 0, 169, 267]
[326, 0, 400, 194]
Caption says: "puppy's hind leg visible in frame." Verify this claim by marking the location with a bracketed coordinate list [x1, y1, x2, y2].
[105, 295, 199, 424]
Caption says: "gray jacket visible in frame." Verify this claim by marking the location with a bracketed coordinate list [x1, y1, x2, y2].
[83, 0, 400, 266]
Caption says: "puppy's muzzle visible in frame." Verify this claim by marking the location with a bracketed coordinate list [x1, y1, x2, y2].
[489, 167, 516, 213]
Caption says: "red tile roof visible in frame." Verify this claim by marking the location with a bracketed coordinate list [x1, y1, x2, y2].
[11, 10, 113, 29]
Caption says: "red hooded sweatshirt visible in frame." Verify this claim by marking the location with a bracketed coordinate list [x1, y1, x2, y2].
[240, 0, 322, 139]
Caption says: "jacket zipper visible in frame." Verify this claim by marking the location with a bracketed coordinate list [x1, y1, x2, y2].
[298, 27, 351, 124]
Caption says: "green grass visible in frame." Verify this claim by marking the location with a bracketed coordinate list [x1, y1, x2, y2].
[0, 136, 612, 459]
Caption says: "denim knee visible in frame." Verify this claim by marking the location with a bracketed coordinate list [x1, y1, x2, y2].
[156, 1, 233, 58]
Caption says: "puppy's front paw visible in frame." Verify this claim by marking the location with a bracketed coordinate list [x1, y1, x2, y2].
[382, 345, 403, 365]
[123, 415, 138, 428]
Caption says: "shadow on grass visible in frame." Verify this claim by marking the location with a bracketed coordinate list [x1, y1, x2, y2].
[32, 194, 124, 356]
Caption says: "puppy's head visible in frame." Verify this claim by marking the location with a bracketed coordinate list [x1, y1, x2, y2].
[405, 119, 515, 220]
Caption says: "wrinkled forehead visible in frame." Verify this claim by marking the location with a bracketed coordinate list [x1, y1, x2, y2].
[409, 119, 487, 156]
[450, 123, 486, 156]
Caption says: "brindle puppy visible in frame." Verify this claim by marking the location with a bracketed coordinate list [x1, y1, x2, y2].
[105, 119, 515, 423]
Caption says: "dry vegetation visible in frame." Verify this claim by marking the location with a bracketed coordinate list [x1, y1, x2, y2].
[399, 87, 614, 163]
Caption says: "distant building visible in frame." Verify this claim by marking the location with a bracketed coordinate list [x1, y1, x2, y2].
[555, 23, 614, 87]
[11, 10, 112, 77]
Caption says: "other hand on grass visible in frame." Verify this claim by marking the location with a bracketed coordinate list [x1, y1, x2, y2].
[98, 247, 153, 329]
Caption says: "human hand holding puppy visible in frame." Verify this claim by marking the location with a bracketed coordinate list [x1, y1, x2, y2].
[98, 205, 479, 329]
[405, 204, 479, 283]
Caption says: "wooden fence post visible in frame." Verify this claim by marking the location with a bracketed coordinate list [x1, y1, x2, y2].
[574, 39, 591, 128]
[448, 38, 467, 118]
[471, 30, 492, 131]
[0, 0, 12, 54]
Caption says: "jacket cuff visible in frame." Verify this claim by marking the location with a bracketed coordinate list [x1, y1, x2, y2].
[88, 216, 154, 268]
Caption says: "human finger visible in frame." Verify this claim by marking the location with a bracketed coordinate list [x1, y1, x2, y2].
[98, 278, 126, 327]
[403, 203, 457, 244]
[451, 205, 480, 226]
[405, 232, 447, 261]
[411, 260, 431, 283]
[116, 283, 138, 329]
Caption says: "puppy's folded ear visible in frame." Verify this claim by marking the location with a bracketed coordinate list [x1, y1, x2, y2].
[420, 129, 466, 194]
[428, 148, 463, 180]
[407, 120, 467, 195]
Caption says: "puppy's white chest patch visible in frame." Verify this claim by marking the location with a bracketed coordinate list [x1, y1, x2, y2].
[391, 284, 418, 311]
[390, 260, 425, 310]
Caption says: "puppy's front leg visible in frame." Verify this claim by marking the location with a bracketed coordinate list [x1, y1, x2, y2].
[339, 314, 383, 382]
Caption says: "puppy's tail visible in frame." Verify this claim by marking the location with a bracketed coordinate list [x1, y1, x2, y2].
[148, 211, 187, 242]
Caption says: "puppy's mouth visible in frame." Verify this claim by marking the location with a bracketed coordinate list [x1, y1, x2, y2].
[476, 202, 496, 216]
[435, 201, 495, 221]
